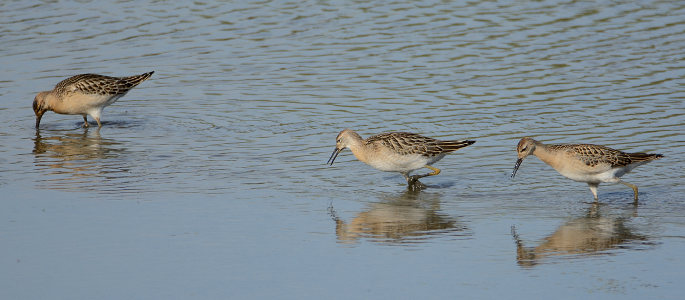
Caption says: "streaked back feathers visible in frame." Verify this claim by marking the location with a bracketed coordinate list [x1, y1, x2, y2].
[54, 71, 154, 96]
[366, 132, 475, 157]
[547, 143, 663, 168]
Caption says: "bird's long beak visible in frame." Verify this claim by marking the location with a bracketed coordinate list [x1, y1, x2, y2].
[35, 111, 44, 129]
[34, 98, 45, 129]
[511, 158, 523, 178]
[327, 148, 341, 166]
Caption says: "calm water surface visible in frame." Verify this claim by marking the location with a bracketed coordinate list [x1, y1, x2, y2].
[1, 1, 684, 299]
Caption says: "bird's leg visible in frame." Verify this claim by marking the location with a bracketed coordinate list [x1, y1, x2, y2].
[82, 115, 89, 128]
[404, 166, 442, 191]
[407, 177, 426, 191]
[414, 165, 441, 179]
[619, 180, 639, 204]
[95, 117, 102, 128]
[403, 172, 426, 190]
[587, 183, 599, 202]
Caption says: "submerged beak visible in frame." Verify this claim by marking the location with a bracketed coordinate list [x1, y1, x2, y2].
[34, 98, 46, 129]
[511, 158, 523, 178]
[35, 111, 44, 129]
[327, 148, 341, 166]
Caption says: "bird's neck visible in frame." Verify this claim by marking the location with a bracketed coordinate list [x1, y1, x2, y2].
[533, 142, 564, 170]
[43, 92, 59, 111]
[348, 138, 372, 165]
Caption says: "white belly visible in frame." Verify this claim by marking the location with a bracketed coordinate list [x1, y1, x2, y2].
[557, 166, 620, 184]
[366, 153, 445, 173]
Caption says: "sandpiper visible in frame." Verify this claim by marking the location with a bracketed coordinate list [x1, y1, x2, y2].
[327, 129, 475, 189]
[33, 71, 154, 128]
[511, 137, 663, 203]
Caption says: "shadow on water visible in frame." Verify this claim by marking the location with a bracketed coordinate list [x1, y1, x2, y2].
[34, 118, 141, 131]
[76, 119, 142, 130]
[32, 129, 130, 191]
[419, 180, 457, 190]
[33, 128, 117, 159]
[380, 174, 457, 191]
[511, 203, 649, 267]
[328, 189, 470, 245]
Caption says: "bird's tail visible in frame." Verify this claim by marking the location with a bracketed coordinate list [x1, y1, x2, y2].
[439, 140, 476, 152]
[121, 71, 154, 88]
[629, 152, 663, 162]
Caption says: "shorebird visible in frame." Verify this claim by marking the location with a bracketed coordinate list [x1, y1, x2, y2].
[33, 71, 154, 128]
[327, 129, 475, 189]
[511, 137, 663, 203]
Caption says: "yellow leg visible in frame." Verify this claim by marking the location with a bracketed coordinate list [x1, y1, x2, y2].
[412, 165, 441, 179]
[82, 115, 89, 128]
[406, 166, 441, 190]
[620, 180, 639, 204]
[424, 165, 441, 176]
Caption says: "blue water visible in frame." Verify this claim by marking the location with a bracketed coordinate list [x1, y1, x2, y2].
[1, 1, 684, 299]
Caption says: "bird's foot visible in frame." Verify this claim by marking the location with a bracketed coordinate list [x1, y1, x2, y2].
[407, 175, 426, 191]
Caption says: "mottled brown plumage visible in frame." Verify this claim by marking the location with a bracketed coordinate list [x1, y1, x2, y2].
[366, 132, 475, 157]
[547, 144, 663, 168]
[33, 71, 154, 128]
[54, 72, 154, 97]
[512, 137, 663, 203]
[328, 129, 475, 189]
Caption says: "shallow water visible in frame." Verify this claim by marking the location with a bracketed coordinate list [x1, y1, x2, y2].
[1, 0, 684, 299]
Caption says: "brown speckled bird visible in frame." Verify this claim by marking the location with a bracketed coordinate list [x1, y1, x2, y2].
[33, 71, 154, 128]
[327, 129, 475, 188]
[511, 137, 663, 203]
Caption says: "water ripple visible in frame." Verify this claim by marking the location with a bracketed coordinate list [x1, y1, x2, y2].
[0, 0, 682, 198]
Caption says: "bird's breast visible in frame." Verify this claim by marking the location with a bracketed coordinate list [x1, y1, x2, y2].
[51, 93, 121, 115]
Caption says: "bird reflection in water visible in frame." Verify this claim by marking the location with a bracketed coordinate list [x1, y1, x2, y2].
[328, 190, 469, 245]
[32, 129, 127, 190]
[511, 203, 647, 267]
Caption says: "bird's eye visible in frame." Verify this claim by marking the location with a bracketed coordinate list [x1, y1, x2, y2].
[337, 139, 341, 143]
[520, 146, 527, 152]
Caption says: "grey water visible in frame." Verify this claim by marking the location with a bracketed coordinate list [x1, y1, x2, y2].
[1, 1, 684, 299]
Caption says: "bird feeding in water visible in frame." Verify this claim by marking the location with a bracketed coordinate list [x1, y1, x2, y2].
[511, 137, 663, 204]
[328, 129, 475, 189]
[33, 71, 154, 128]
